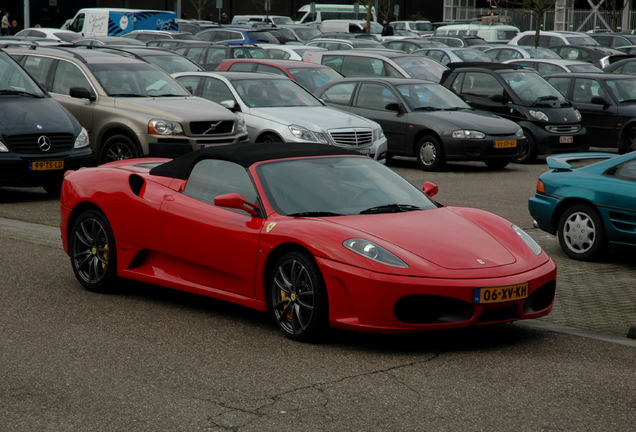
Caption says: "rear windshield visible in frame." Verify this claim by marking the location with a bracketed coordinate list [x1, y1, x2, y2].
[566, 36, 599, 46]
[246, 31, 279, 43]
[393, 56, 447, 81]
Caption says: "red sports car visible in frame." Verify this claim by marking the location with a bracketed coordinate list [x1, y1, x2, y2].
[61, 143, 556, 341]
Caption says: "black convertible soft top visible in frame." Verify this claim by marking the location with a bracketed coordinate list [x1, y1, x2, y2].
[149, 142, 363, 179]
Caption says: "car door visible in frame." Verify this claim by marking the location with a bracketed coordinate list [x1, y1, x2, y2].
[160, 159, 263, 297]
[600, 158, 636, 244]
[48, 59, 96, 134]
[350, 82, 406, 152]
[456, 71, 511, 117]
[571, 77, 618, 145]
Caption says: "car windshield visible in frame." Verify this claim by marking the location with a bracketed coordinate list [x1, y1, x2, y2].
[522, 46, 560, 59]
[54, 32, 82, 42]
[0, 52, 45, 97]
[272, 17, 294, 25]
[246, 31, 279, 43]
[393, 56, 447, 81]
[396, 83, 470, 110]
[90, 62, 190, 97]
[414, 22, 433, 31]
[566, 36, 598, 46]
[568, 64, 602, 73]
[257, 157, 437, 216]
[232, 78, 322, 107]
[288, 67, 342, 92]
[144, 54, 203, 74]
[454, 48, 492, 62]
[605, 78, 636, 103]
[293, 27, 321, 41]
[501, 71, 564, 104]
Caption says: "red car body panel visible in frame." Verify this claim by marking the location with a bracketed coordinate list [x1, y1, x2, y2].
[61, 156, 556, 332]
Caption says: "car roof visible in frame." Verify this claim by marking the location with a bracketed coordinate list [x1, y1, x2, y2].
[5, 46, 142, 64]
[149, 142, 362, 179]
[323, 76, 435, 85]
[314, 50, 412, 59]
[508, 58, 592, 65]
[447, 62, 524, 71]
[220, 58, 328, 68]
[545, 72, 635, 79]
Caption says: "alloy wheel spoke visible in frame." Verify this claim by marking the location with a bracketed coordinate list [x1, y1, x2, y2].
[294, 304, 308, 331]
[277, 267, 292, 290]
[274, 276, 291, 294]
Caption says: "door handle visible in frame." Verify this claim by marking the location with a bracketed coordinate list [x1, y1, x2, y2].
[164, 195, 175, 201]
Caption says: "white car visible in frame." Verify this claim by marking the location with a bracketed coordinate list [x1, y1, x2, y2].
[257, 44, 327, 61]
[14, 28, 81, 42]
[508, 31, 599, 48]
[173, 71, 388, 161]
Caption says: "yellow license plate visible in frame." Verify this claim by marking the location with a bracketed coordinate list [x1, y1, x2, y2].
[30, 160, 64, 171]
[474, 282, 529, 304]
[495, 140, 517, 149]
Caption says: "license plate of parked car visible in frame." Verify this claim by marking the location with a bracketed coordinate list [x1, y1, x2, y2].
[473, 282, 529, 304]
[559, 136, 574, 144]
[30, 160, 64, 171]
[495, 140, 517, 148]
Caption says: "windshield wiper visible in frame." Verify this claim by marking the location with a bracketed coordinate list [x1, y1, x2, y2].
[287, 211, 343, 217]
[0, 89, 43, 98]
[152, 93, 187, 97]
[413, 106, 440, 111]
[532, 95, 560, 106]
[359, 204, 422, 214]
[441, 107, 462, 111]
[108, 93, 146, 97]
[619, 98, 636, 104]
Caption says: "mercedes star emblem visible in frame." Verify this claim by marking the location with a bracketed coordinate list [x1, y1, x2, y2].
[38, 135, 52, 152]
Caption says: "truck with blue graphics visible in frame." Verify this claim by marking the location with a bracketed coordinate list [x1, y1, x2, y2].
[68, 8, 177, 37]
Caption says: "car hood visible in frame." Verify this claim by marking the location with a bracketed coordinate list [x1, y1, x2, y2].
[329, 207, 517, 270]
[114, 96, 237, 122]
[410, 109, 519, 134]
[251, 106, 375, 130]
[0, 97, 79, 136]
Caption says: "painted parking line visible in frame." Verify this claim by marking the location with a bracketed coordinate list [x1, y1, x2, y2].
[0, 216, 60, 248]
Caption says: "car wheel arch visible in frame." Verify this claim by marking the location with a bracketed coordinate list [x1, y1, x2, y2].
[263, 242, 323, 298]
[256, 131, 284, 143]
[66, 202, 108, 250]
[551, 198, 600, 233]
[97, 123, 143, 154]
[619, 120, 636, 152]
[412, 128, 441, 155]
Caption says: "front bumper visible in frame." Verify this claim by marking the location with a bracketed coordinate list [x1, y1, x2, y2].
[528, 193, 560, 234]
[521, 122, 587, 155]
[443, 134, 523, 161]
[0, 147, 94, 187]
[146, 133, 249, 158]
[317, 256, 556, 333]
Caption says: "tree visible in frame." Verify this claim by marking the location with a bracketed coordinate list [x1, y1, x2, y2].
[499, 0, 558, 47]
[358, 0, 398, 33]
[190, 0, 211, 20]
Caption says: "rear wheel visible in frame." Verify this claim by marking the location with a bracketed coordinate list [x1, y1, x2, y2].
[415, 135, 445, 171]
[269, 251, 328, 341]
[99, 134, 139, 164]
[620, 126, 636, 154]
[557, 204, 606, 260]
[514, 131, 537, 163]
[484, 159, 510, 170]
[70, 209, 118, 292]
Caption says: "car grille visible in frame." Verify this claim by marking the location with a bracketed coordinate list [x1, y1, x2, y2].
[545, 125, 581, 134]
[189, 120, 234, 135]
[5, 133, 74, 153]
[328, 128, 373, 148]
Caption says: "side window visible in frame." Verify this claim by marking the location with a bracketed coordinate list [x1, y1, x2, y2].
[176, 76, 201, 94]
[446, 38, 462, 47]
[613, 36, 629, 48]
[450, 72, 465, 93]
[547, 77, 571, 97]
[200, 78, 236, 104]
[403, 43, 417, 53]
[562, 47, 580, 60]
[439, 53, 451, 66]
[255, 64, 287, 76]
[246, 48, 267, 59]
[204, 48, 227, 67]
[22, 56, 55, 90]
[355, 83, 399, 110]
[232, 47, 249, 58]
[537, 62, 564, 76]
[572, 78, 606, 103]
[518, 35, 533, 45]
[51, 60, 93, 96]
[228, 62, 255, 72]
[460, 72, 504, 98]
[184, 47, 205, 63]
[609, 159, 636, 181]
[321, 82, 356, 105]
[268, 49, 289, 60]
[622, 61, 636, 74]
[322, 55, 343, 73]
[184, 159, 258, 214]
[426, 50, 444, 62]
[224, 31, 244, 42]
[341, 56, 385, 77]
[70, 13, 85, 32]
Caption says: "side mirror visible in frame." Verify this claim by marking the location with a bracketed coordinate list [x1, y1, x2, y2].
[490, 94, 508, 104]
[69, 87, 96, 102]
[590, 96, 609, 107]
[385, 102, 405, 113]
[220, 99, 240, 112]
[214, 192, 260, 217]
[422, 181, 439, 198]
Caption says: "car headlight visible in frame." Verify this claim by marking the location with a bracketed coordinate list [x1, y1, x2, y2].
[343, 238, 408, 268]
[452, 130, 486, 139]
[288, 124, 327, 143]
[73, 127, 89, 149]
[515, 128, 524, 138]
[574, 109, 582, 121]
[512, 225, 542, 255]
[236, 116, 247, 134]
[148, 119, 184, 136]
[373, 126, 385, 141]
[0, 140, 8, 152]
[529, 110, 549, 122]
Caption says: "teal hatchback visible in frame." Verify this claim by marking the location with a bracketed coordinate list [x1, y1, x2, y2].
[529, 152, 636, 260]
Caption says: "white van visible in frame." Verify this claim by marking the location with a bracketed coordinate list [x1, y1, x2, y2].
[435, 24, 519, 43]
[296, 3, 376, 24]
[67, 8, 177, 37]
[231, 15, 294, 25]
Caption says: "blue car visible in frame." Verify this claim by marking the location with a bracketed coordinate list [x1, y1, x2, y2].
[529, 152, 636, 260]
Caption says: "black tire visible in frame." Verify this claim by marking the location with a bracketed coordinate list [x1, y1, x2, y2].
[99, 134, 140, 164]
[269, 251, 328, 341]
[42, 176, 64, 197]
[384, 152, 394, 165]
[415, 135, 445, 171]
[69, 209, 118, 292]
[514, 131, 537, 164]
[258, 133, 284, 143]
[619, 126, 636, 154]
[557, 204, 606, 261]
[484, 159, 510, 170]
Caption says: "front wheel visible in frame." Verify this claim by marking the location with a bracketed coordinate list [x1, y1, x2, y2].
[269, 251, 328, 341]
[557, 204, 606, 260]
[99, 134, 140, 164]
[257, 133, 284, 144]
[514, 131, 537, 164]
[415, 135, 445, 171]
[70, 209, 118, 292]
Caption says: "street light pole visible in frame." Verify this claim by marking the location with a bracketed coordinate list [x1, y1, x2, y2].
[24, 0, 30, 29]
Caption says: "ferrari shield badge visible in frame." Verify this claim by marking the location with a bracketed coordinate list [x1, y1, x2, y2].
[266, 222, 277, 233]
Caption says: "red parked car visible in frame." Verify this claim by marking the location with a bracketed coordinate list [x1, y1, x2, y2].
[61, 143, 556, 341]
[216, 58, 343, 92]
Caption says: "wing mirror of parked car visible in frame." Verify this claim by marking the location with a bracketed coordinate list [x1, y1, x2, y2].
[422, 181, 439, 198]
[214, 193, 260, 217]
[220, 99, 240, 112]
[490, 94, 508, 104]
[69, 87, 96, 102]
[590, 96, 609, 108]
[385, 102, 406, 114]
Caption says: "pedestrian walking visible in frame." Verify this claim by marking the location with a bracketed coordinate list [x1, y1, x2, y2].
[1, 11, 11, 36]
[381, 19, 394, 36]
